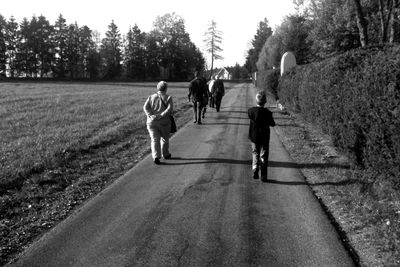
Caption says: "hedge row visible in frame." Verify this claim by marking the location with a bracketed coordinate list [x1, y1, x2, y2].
[277, 46, 400, 187]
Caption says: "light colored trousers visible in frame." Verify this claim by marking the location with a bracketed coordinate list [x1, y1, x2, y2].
[251, 142, 269, 177]
[147, 120, 171, 159]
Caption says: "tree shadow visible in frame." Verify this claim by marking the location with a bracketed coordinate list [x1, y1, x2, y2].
[268, 160, 350, 169]
[218, 109, 247, 114]
[275, 123, 299, 127]
[202, 122, 249, 126]
[161, 157, 251, 166]
[265, 178, 359, 187]
[215, 116, 247, 120]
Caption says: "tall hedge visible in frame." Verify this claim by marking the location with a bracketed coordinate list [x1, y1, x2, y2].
[277, 46, 400, 187]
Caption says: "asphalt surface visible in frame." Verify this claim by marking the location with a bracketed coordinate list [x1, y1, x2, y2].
[11, 83, 355, 267]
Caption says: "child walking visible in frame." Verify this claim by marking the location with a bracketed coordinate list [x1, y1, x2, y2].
[248, 91, 276, 182]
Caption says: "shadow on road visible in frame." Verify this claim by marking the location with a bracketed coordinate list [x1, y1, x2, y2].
[275, 123, 299, 127]
[218, 110, 247, 114]
[269, 160, 350, 169]
[161, 157, 251, 165]
[202, 122, 249, 126]
[266, 178, 359, 187]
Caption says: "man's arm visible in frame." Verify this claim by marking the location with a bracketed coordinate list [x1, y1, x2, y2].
[188, 82, 193, 101]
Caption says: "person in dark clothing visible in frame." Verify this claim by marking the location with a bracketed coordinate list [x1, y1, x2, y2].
[248, 91, 275, 182]
[200, 77, 209, 119]
[213, 77, 225, 112]
[188, 72, 208, 124]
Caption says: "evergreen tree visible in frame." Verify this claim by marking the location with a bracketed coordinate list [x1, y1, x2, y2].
[65, 23, 81, 78]
[53, 14, 68, 78]
[36, 15, 54, 77]
[144, 32, 160, 79]
[100, 20, 122, 79]
[15, 18, 31, 76]
[0, 15, 7, 76]
[124, 24, 146, 80]
[245, 18, 272, 73]
[5, 16, 19, 77]
[203, 20, 223, 78]
[78, 25, 96, 78]
[27, 15, 54, 77]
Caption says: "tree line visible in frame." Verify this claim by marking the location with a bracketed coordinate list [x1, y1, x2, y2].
[0, 12, 205, 80]
[245, 0, 400, 74]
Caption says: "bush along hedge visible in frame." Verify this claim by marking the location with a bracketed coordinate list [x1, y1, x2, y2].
[277, 45, 400, 188]
[256, 68, 281, 99]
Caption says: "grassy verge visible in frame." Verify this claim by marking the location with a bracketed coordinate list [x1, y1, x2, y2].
[270, 88, 400, 266]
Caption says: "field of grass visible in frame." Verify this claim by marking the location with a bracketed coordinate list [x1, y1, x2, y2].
[0, 82, 192, 190]
[0, 81, 196, 264]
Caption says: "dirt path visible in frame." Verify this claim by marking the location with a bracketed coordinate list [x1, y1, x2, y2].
[11, 84, 355, 266]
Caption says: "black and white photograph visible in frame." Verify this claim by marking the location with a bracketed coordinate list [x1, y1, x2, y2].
[0, 0, 399, 266]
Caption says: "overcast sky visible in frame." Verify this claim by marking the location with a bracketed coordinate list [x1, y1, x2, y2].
[2, 0, 296, 67]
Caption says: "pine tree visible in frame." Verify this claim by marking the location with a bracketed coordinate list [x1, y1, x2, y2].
[35, 15, 54, 77]
[53, 14, 68, 78]
[0, 15, 7, 77]
[16, 17, 31, 76]
[78, 25, 96, 78]
[100, 20, 122, 79]
[124, 24, 146, 80]
[245, 18, 272, 73]
[5, 16, 19, 77]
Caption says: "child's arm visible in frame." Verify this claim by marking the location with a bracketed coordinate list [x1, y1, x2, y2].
[267, 110, 275, 127]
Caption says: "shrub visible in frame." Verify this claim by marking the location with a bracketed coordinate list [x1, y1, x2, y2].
[277, 45, 400, 187]
[256, 68, 280, 99]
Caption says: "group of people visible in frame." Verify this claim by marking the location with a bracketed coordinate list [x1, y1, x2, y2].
[188, 72, 225, 124]
[143, 75, 275, 182]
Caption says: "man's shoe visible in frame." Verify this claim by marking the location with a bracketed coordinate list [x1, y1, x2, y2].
[253, 171, 259, 179]
[154, 158, 160, 165]
[197, 121, 202, 124]
[193, 120, 197, 123]
[261, 177, 268, 182]
[164, 154, 172, 159]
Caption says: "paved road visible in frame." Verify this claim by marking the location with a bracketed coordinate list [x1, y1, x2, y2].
[11, 84, 355, 266]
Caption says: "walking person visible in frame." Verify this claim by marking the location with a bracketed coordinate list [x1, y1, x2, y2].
[188, 71, 208, 124]
[143, 81, 173, 164]
[248, 91, 275, 182]
[200, 76, 209, 119]
[213, 76, 225, 112]
[208, 76, 216, 108]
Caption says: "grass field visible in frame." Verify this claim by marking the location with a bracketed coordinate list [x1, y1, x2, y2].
[0, 81, 196, 264]
[0, 82, 192, 190]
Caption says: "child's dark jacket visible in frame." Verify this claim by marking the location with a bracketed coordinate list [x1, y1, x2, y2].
[248, 106, 276, 144]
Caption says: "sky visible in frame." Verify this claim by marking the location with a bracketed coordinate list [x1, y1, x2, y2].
[2, 0, 296, 68]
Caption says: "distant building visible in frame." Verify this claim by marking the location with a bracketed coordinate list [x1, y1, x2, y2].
[206, 67, 231, 80]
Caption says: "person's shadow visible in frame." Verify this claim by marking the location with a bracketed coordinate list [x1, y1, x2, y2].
[161, 158, 356, 187]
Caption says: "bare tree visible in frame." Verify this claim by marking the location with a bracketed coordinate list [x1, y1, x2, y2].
[203, 20, 223, 78]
